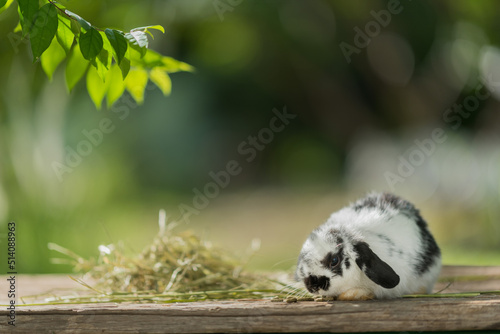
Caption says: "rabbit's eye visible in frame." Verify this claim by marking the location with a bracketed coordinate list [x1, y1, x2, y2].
[320, 252, 343, 271]
[331, 255, 340, 268]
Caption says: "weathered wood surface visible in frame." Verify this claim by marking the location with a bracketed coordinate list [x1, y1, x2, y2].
[1, 266, 500, 333]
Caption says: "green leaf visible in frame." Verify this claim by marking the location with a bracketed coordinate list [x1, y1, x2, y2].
[65, 45, 89, 92]
[41, 36, 66, 80]
[119, 56, 130, 79]
[90, 31, 112, 81]
[79, 27, 103, 60]
[94, 47, 111, 82]
[65, 9, 91, 31]
[13, 20, 22, 33]
[126, 30, 148, 48]
[0, 0, 14, 15]
[106, 64, 125, 108]
[125, 30, 148, 57]
[124, 68, 148, 104]
[30, 3, 58, 61]
[131, 24, 165, 39]
[105, 28, 127, 64]
[149, 68, 171, 96]
[127, 45, 144, 63]
[70, 17, 81, 37]
[86, 65, 108, 110]
[56, 14, 74, 55]
[161, 56, 195, 73]
[131, 25, 165, 34]
[18, 0, 38, 36]
[100, 30, 112, 55]
[130, 48, 194, 73]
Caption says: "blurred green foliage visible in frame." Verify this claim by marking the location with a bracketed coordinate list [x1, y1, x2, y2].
[1, 0, 500, 273]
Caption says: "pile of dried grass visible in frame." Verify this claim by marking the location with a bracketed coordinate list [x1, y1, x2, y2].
[46, 210, 280, 304]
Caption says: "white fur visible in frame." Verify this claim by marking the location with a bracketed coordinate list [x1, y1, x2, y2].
[296, 194, 442, 299]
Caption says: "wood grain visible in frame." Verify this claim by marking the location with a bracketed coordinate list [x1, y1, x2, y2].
[1, 266, 499, 333]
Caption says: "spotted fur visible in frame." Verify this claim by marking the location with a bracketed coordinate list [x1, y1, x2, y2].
[295, 192, 442, 299]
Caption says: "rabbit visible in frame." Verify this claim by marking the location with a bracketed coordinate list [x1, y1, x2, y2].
[295, 192, 441, 300]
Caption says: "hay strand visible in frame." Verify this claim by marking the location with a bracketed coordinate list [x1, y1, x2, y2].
[40, 210, 286, 305]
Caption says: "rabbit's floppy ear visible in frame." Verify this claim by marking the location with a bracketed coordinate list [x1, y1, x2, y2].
[353, 241, 400, 289]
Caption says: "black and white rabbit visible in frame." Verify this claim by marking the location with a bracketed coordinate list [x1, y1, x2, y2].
[295, 192, 441, 300]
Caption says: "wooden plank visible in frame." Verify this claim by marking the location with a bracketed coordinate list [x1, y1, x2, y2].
[440, 265, 500, 277]
[2, 297, 500, 333]
[436, 265, 500, 294]
[1, 266, 500, 333]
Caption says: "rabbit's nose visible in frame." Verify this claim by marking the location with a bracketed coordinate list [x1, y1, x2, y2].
[304, 275, 330, 293]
